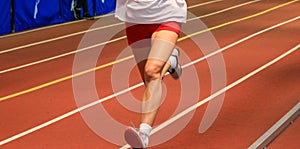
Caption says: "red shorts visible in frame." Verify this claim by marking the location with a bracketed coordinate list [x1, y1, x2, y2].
[125, 22, 181, 47]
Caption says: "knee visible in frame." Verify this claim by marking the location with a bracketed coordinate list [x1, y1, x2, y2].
[144, 64, 163, 81]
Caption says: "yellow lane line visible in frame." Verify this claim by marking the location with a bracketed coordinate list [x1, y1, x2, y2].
[179, 0, 299, 41]
[0, 56, 134, 101]
[0, 0, 297, 102]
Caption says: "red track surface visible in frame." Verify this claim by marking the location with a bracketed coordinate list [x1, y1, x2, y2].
[0, 0, 299, 148]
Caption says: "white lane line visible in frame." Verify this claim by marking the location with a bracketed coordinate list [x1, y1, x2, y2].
[0, 36, 126, 74]
[0, 82, 144, 146]
[121, 44, 300, 149]
[187, 0, 223, 9]
[155, 44, 300, 134]
[1, 0, 222, 39]
[0, 0, 261, 74]
[183, 16, 300, 69]
[0, 0, 222, 55]
[189, 0, 261, 21]
[248, 102, 300, 149]
[0, 17, 298, 146]
[0, 22, 124, 55]
[0, 13, 114, 39]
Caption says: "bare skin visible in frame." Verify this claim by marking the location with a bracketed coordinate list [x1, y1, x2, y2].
[131, 30, 179, 126]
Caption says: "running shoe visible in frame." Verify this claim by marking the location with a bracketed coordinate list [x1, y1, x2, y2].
[168, 48, 182, 79]
[124, 127, 149, 149]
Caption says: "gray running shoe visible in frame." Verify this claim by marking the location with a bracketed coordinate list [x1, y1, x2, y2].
[168, 48, 182, 79]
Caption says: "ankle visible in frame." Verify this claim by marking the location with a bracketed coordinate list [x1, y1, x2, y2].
[139, 123, 152, 137]
[168, 55, 177, 68]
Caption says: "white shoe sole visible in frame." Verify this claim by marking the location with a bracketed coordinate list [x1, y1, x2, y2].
[124, 127, 146, 149]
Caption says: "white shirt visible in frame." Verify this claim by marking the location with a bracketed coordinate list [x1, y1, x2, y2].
[115, 0, 187, 24]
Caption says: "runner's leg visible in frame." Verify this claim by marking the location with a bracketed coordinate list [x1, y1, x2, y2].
[141, 30, 179, 126]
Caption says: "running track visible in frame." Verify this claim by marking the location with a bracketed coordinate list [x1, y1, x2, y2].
[0, 0, 299, 148]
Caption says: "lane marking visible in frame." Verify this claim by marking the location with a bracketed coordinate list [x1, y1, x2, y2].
[0, 0, 222, 54]
[0, 0, 223, 39]
[0, 16, 298, 146]
[0, 55, 133, 102]
[248, 102, 300, 149]
[182, 16, 300, 68]
[0, 1, 297, 102]
[0, 22, 124, 55]
[179, 0, 299, 41]
[0, 0, 271, 74]
[0, 13, 114, 39]
[0, 36, 126, 74]
[188, 0, 261, 21]
[121, 44, 300, 148]
[187, 0, 222, 9]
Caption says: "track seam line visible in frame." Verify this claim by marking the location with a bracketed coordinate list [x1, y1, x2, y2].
[0, 0, 222, 54]
[0, 1, 297, 102]
[0, 16, 298, 146]
[248, 101, 300, 149]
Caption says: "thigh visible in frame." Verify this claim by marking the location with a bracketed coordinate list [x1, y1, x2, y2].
[149, 30, 179, 62]
[125, 23, 180, 79]
[143, 30, 178, 79]
[149, 22, 180, 62]
[125, 23, 157, 80]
